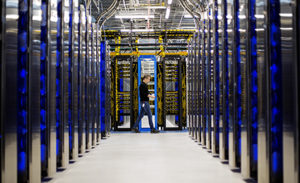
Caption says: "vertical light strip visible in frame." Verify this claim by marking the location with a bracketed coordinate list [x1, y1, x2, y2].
[249, 0, 258, 177]
[269, 0, 283, 181]
[17, 0, 28, 180]
[77, 4, 81, 145]
[40, 0, 47, 173]
[100, 41, 106, 135]
[68, 0, 73, 155]
[85, 6, 89, 142]
[235, 0, 242, 160]
[202, 20, 207, 136]
[224, 0, 230, 152]
[214, 0, 220, 152]
[208, 8, 212, 148]
[56, 0, 62, 157]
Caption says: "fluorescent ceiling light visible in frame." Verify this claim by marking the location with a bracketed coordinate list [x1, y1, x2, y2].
[168, 0, 173, 4]
[254, 14, 264, 19]
[6, 14, 19, 19]
[184, 14, 198, 18]
[115, 15, 155, 19]
[144, 6, 166, 9]
[279, 13, 292, 17]
[165, 7, 170, 19]
[121, 29, 154, 32]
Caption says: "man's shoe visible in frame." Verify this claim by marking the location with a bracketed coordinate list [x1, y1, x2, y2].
[151, 129, 160, 133]
[131, 128, 140, 133]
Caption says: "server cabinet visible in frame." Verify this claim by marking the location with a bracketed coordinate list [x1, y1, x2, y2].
[194, 34, 199, 140]
[63, 0, 70, 168]
[96, 25, 101, 143]
[187, 39, 192, 135]
[190, 36, 196, 138]
[56, 0, 70, 168]
[206, 7, 213, 150]
[256, 0, 270, 181]
[238, 0, 251, 177]
[70, 0, 79, 161]
[197, 30, 203, 144]
[1, 0, 18, 182]
[280, 0, 299, 182]
[78, 5, 86, 154]
[227, 0, 238, 168]
[201, 20, 207, 146]
[40, 0, 58, 177]
[105, 49, 111, 136]
[130, 56, 139, 129]
[190, 35, 196, 138]
[0, 0, 3, 182]
[91, 23, 97, 146]
[2, 0, 42, 182]
[28, 0, 42, 181]
[212, 0, 220, 155]
[162, 56, 185, 131]
[186, 40, 192, 135]
[195, 33, 200, 140]
[220, 0, 229, 161]
[248, 0, 258, 179]
[100, 41, 107, 138]
[86, 8, 92, 150]
[193, 34, 198, 139]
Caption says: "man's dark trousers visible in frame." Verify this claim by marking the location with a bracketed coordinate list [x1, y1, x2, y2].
[132, 101, 154, 129]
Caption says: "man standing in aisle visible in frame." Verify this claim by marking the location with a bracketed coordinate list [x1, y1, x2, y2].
[132, 74, 160, 133]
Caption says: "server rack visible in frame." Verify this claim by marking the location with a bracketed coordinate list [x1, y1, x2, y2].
[105, 49, 112, 136]
[24, 0, 42, 181]
[91, 23, 97, 147]
[111, 55, 136, 131]
[212, 0, 220, 155]
[70, 0, 80, 161]
[100, 41, 111, 138]
[190, 34, 197, 138]
[280, 0, 299, 182]
[96, 25, 101, 143]
[201, 19, 207, 147]
[0, 0, 107, 182]
[189, 35, 195, 138]
[187, 40, 192, 135]
[247, 0, 258, 178]
[194, 33, 199, 138]
[85, 7, 92, 150]
[40, 0, 58, 177]
[162, 56, 186, 130]
[187, 0, 299, 182]
[78, 4, 87, 155]
[2, 1, 19, 182]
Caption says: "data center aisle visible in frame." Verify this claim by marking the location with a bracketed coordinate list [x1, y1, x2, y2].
[48, 133, 245, 183]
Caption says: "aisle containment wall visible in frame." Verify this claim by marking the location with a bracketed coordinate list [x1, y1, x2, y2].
[0, 0, 110, 182]
[186, 0, 299, 182]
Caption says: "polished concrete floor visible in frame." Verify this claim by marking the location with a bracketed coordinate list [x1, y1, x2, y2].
[48, 133, 246, 183]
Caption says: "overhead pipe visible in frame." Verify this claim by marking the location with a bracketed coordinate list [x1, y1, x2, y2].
[181, 0, 201, 18]
[179, 0, 200, 29]
[98, 3, 120, 29]
[96, 0, 121, 41]
[96, 0, 120, 23]
[188, 0, 207, 12]
[187, 0, 201, 13]
[109, 43, 188, 46]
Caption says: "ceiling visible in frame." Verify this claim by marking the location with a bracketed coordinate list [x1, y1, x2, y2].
[95, 0, 198, 31]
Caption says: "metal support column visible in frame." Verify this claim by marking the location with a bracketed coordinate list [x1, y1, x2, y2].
[2, 0, 18, 182]
[70, 0, 79, 160]
[281, 0, 299, 182]
[78, 5, 86, 154]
